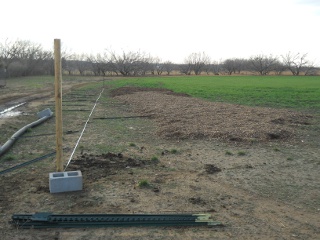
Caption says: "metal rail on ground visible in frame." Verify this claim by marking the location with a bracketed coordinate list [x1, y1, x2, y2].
[10, 212, 222, 229]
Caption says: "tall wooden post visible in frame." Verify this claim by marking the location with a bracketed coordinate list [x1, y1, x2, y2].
[54, 39, 63, 172]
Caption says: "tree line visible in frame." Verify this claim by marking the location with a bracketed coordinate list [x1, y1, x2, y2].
[0, 39, 318, 78]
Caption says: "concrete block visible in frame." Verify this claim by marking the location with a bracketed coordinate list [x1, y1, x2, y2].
[37, 108, 53, 119]
[49, 170, 83, 193]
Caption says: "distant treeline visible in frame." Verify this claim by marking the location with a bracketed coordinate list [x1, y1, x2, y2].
[0, 39, 318, 78]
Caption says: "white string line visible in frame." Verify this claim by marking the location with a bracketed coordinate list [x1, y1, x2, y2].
[64, 88, 104, 171]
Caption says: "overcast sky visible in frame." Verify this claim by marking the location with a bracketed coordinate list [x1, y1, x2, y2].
[1, 0, 320, 64]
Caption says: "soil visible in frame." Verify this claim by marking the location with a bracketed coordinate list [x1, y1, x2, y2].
[68, 152, 151, 182]
[0, 85, 319, 240]
[112, 87, 313, 143]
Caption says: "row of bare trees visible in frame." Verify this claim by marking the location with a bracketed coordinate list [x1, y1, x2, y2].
[220, 53, 317, 76]
[0, 39, 318, 78]
[61, 51, 177, 77]
[62, 51, 317, 77]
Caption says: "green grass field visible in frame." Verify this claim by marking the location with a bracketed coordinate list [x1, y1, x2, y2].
[107, 75, 320, 111]
[3, 75, 319, 111]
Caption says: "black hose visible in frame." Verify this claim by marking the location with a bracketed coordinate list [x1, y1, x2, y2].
[0, 109, 53, 157]
[0, 152, 55, 175]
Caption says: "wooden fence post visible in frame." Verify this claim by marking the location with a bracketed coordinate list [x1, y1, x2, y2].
[54, 39, 63, 172]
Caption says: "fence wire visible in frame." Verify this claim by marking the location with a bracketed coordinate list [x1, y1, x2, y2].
[64, 88, 104, 171]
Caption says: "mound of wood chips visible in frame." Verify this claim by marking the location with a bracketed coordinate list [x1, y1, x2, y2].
[113, 87, 312, 143]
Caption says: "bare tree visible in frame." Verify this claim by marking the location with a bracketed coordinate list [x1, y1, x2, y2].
[249, 54, 278, 75]
[223, 59, 237, 75]
[101, 52, 118, 75]
[281, 52, 310, 76]
[234, 58, 248, 74]
[73, 54, 91, 76]
[273, 60, 286, 75]
[87, 54, 107, 76]
[222, 58, 248, 75]
[139, 54, 155, 75]
[97, 54, 116, 76]
[62, 57, 76, 75]
[151, 57, 165, 75]
[0, 39, 23, 74]
[156, 64, 165, 75]
[19, 41, 51, 76]
[162, 61, 174, 75]
[303, 63, 317, 76]
[179, 64, 192, 75]
[202, 63, 213, 75]
[60, 50, 75, 75]
[107, 50, 149, 76]
[211, 60, 223, 75]
[184, 52, 211, 75]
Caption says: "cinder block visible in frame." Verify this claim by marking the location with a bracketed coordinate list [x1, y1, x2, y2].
[49, 171, 83, 193]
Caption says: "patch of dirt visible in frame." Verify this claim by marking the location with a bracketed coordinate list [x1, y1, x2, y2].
[188, 197, 207, 206]
[204, 164, 222, 174]
[68, 152, 149, 182]
[111, 86, 190, 98]
[113, 87, 313, 143]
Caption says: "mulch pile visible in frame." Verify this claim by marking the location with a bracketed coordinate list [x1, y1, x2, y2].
[112, 87, 313, 143]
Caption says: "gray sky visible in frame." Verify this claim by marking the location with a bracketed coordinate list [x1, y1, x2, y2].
[1, 0, 320, 64]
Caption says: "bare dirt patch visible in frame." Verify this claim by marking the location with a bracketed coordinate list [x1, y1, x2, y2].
[110, 86, 191, 98]
[113, 87, 313, 143]
[68, 152, 151, 182]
